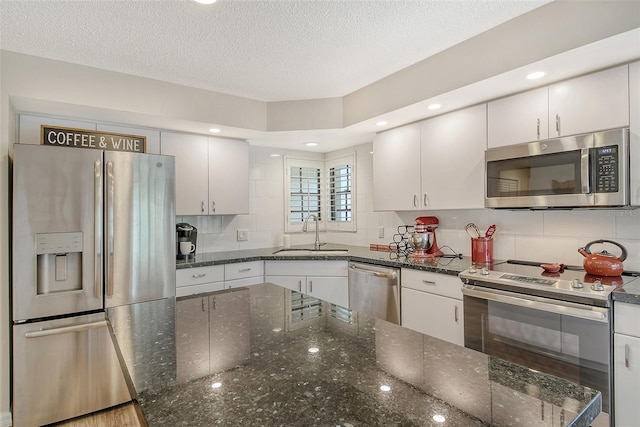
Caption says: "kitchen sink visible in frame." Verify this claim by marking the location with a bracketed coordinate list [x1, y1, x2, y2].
[273, 248, 349, 255]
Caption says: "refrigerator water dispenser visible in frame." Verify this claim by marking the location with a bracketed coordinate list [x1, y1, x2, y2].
[36, 232, 83, 294]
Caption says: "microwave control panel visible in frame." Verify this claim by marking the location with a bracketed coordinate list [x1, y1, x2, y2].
[594, 145, 618, 193]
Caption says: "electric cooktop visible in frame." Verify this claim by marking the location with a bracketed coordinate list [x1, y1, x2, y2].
[460, 259, 639, 305]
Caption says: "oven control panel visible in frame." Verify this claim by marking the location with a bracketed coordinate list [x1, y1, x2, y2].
[499, 273, 556, 286]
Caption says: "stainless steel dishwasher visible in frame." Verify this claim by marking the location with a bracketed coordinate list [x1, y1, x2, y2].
[348, 262, 400, 324]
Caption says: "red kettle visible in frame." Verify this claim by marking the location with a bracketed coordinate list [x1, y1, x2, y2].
[578, 239, 627, 277]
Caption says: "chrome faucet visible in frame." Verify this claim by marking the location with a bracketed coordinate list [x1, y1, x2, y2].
[302, 214, 325, 250]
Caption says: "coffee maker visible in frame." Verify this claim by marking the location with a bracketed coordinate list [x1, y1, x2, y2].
[410, 216, 443, 258]
[176, 223, 197, 260]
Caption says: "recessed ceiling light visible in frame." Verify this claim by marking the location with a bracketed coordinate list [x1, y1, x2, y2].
[427, 103, 442, 110]
[193, 0, 217, 4]
[526, 71, 545, 80]
[305, 142, 318, 147]
[209, 128, 221, 133]
[376, 121, 388, 126]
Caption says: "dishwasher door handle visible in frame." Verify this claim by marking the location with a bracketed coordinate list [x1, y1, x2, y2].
[348, 263, 397, 280]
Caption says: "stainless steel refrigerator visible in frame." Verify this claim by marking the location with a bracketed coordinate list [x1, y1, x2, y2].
[11, 143, 176, 427]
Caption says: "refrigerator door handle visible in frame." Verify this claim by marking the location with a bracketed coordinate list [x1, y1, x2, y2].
[24, 320, 108, 338]
[94, 160, 103, 299]
[106, 161, 115, 297]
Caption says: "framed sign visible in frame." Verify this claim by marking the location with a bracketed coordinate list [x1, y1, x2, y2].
[41, 125, 146, 153]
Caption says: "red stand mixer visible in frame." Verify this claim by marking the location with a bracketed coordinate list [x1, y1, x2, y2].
[410, 216, 444, 258]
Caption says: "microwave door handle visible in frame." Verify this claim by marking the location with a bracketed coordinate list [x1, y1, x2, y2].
[580, 148, 590, 194]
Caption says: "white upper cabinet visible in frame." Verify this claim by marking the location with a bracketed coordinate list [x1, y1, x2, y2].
[549, 64, 629, 138]
[161, 132, 209, 215]
[420, 104, 487, 210]
[488, 87, 549, 148]
[372, 122, 421, 211]
[161, 132, 249, 216]
[488, 65, 630, 148]
[208, 137, 249, 215]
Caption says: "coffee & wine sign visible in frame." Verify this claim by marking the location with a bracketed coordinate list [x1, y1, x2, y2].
[41, 125, 146, 153]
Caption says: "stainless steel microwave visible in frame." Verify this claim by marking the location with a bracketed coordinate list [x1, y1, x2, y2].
[485, 128, 638, 209]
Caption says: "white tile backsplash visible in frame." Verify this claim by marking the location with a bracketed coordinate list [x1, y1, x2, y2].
[185, 144, 640, 271]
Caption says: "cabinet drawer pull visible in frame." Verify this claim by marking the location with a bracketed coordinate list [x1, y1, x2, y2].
[625, 344, 630, 368]
[239, 268, 251, 273]
[192, 273, 206, 278]
[422, 280, 437, 286]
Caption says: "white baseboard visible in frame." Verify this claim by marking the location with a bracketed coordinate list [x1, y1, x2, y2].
[0, 412, 11, 427]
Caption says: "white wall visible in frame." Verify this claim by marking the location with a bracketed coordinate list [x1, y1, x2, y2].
[182, 143, 640, 272]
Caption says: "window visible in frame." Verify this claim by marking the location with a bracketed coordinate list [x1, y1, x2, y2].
[285, 153, 356, 233]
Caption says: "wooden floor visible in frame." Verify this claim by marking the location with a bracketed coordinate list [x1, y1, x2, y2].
[51, 402, 144, 427]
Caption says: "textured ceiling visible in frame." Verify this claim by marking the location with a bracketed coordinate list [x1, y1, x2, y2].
[0, 0, 549, 102]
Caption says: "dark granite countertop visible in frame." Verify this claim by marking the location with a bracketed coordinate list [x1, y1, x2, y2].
[129, 283, 601, 427]
[176, 243, 480, 276]
[613, 279, 640, 305]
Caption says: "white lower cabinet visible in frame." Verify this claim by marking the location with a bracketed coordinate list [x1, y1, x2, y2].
[265, 261, 348, 308]
[224, 261, 264, 289]
[614, 302, 640, 427]
[176, 265, 225, 297]
[400, 269, 463, 346]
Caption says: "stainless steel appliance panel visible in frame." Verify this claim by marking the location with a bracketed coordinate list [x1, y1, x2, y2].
[485, 128, 631, 209]
[348, 262, 400, 324]
[12, 144, 103, 321]
[104, 151, 175, 308]
[12, 312, 131, 427]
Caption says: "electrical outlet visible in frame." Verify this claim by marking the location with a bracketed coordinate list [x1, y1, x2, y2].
[237, 229, 249, 241]
[378, 227, 384, 238]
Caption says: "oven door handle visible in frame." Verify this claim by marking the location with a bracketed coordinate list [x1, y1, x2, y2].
[462, 285, 609, 323]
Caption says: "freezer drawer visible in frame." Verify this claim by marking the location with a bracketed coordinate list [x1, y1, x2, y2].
[12, 313, 131, 427]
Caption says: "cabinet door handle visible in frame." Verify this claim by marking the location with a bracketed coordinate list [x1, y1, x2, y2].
[211, 296, 216, 310]
[454, 305, 459, 323]
[536, 118, 540, 140]
[309, 280, 313, 293]
[555, 114, 560, 135]
[201, 201, 205, 213]
[413, 194, 418, 207]
[625, 344, 630, 368]
[201, 298, 206, 312]
[211, 201, 216, 213]
[423, 193, 428, 208]
[192, 273, 206, 278]
[422, 280, 436, 286]
[297, 280, 302, 292]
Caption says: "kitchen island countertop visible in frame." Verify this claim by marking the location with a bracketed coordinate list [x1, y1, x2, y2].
[126, 280, 602, 426]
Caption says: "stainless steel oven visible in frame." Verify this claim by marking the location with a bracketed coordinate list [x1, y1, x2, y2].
[485, 127, 638, 208]
[460, 261, 639, 425]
